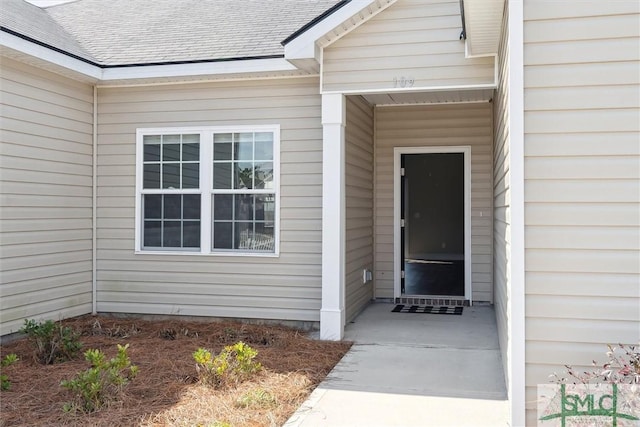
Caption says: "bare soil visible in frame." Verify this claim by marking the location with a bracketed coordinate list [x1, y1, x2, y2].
[0, 315, 351, 427]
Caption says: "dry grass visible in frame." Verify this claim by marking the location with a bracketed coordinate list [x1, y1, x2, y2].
[0, 315, 351, 427]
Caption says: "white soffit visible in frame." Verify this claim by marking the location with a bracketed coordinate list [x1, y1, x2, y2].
[463, 0, 505, 57]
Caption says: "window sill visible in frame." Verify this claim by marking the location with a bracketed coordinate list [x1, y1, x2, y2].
[134, 250, 280, 258]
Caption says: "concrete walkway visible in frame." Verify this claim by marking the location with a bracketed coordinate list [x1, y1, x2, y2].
[285, 303, 509, 427]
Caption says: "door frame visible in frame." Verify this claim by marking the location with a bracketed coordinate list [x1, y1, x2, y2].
[393, 146, 472, 302]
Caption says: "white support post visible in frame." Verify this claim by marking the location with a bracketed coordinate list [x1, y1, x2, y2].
[320, 93, 346, 341]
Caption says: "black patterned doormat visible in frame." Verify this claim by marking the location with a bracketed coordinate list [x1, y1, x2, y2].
[392, 305, 463, 315]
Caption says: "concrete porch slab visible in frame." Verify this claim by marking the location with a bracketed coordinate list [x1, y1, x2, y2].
[285, 303, 509, 427]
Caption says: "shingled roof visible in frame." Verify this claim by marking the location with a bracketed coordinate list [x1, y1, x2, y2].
[0, 0, 96, 62]
[2, 0, 342, 66]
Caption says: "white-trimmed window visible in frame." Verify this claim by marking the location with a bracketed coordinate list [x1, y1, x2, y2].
[135, 125, 280, 256]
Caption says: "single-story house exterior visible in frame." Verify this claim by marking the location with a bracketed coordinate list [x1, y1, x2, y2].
[0, 0, 638, 425]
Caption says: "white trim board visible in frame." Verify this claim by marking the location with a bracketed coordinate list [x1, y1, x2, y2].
[393, 146, 472, 302]
[91, 85, 98, 315]
[101, 58, 298, 82]
[508, 0, 526, 424]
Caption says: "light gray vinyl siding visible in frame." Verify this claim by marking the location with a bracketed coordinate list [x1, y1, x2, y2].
[344, 96, 374, 322]
[493, 2, 510, 397]
[374, 102, 493, 301]
[96, 77, 323, 322]
[322, 0, 495, 93]
[0, 57, 94, 336]
[523, 2, 640, 424]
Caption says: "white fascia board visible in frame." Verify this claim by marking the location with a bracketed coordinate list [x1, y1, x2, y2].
[101, 57, 298, 81]
[0, 30, 101, 80]
[284, 0, 384, 62]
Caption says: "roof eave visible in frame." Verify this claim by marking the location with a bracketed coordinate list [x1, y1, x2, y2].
[1, 28, 304, 85]
[0, 28, 101, 82]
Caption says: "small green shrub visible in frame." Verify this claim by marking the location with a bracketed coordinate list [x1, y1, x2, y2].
[193, 341, 262, 387]
[61, 344, 138, 413]
[1, 354, 19, 391]
[21, 319, 82, 364]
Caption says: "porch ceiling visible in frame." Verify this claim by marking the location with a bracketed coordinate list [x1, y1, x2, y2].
[361, 88, 493, 106]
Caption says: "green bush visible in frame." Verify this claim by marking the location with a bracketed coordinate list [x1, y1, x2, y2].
[61, 344, 138, 413]
[1, 354, 19, 391]
[193, 342, 261, 387]
[21, 319, 82, 364]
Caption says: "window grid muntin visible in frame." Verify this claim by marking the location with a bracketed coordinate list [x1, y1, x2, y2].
[141, 133, 201, 250]
[142, 194, 201, 250]
[143, 134, 200, 190]
[211, 194, 274, 252]
[212, 132, 274, 191]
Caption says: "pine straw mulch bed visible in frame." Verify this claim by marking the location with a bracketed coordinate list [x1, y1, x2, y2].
[0, 315, 351, 427]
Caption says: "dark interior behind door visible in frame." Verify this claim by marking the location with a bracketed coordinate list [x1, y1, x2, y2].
[401, 153, 464, 296]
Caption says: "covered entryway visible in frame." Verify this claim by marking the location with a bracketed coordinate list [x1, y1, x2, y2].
[310, 0, 500, 341]
[320, 94, 495, 336]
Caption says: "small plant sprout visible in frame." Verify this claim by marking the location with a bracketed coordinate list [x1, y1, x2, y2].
[193, 341, 262, 387]
[1, 354, 19, 391]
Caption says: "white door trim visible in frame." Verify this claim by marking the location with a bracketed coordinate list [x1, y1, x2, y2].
[393, 146, 472, 302]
